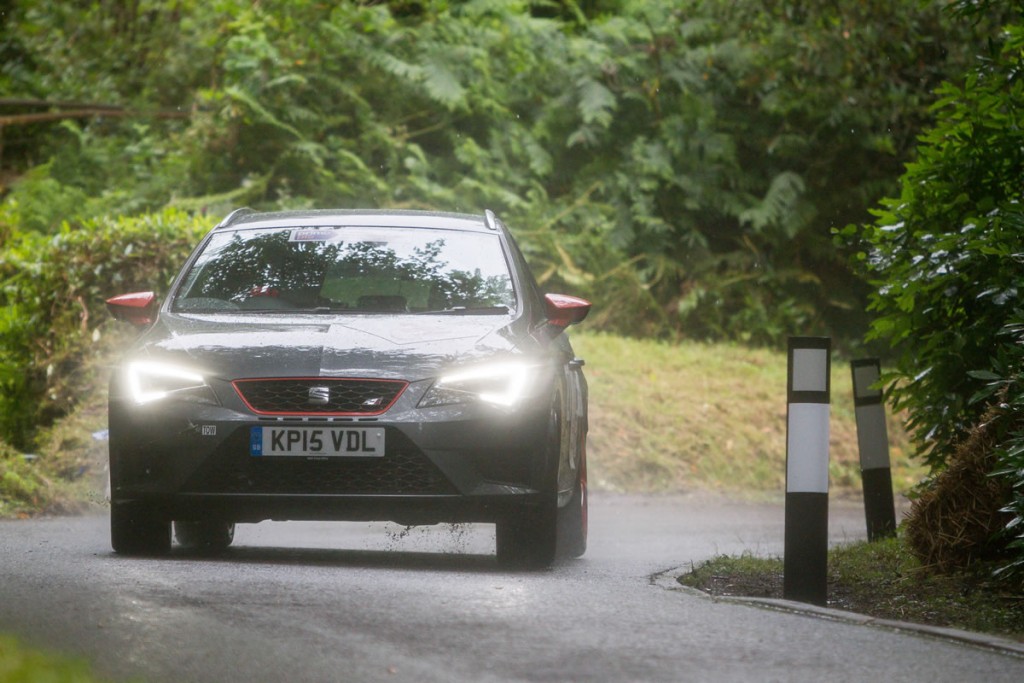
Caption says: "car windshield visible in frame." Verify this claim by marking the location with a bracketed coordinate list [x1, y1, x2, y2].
[171, 226, 516, 314]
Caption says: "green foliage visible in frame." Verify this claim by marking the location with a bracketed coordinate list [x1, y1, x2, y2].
[555, 0, 988, 344]
[0, 209, 212, 448]
[8, 0, 225, 106]
[849, 1, 1024, 578]
[0, 445, 43, 516]
[850, 22, 1024, 470]
[985, 315, 1024, 582]
[0, 634, 104, 683]
[3, 163, 90, 233]
[1, 425, 97, 519]
[0, 0, 998, 344]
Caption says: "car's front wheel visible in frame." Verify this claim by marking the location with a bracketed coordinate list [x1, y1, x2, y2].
[556, 453, 587, 559]
[174, 521, 236, 552]
[496, 404, 562, 569]
[495, 502, 557, 569]
[110, 502, 171, 556]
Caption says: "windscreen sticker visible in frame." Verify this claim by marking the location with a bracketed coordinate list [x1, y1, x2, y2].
[289, 229, 340, 242]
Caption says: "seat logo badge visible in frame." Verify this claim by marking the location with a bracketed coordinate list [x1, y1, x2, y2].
[308, 386, 331, 405]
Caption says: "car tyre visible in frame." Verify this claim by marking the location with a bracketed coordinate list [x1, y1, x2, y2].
[556, 454, 587, 559]
[496, 406, 560, 570]
[496, 502, 557, 570]
[174, 521, 235, 552]
[110, 502, 171, 556]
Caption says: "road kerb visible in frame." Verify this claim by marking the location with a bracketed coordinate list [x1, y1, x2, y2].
[652, 566, 1024, 659]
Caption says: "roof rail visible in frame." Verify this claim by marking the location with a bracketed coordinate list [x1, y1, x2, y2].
[216, 207, 256, 228]
[483, 209, 500, 231]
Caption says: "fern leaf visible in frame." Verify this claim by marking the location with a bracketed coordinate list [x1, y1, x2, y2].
[577, 77, 616, 128]
[225, 86, 303, 140]
[739, 171, 806, 234]
[421, 59, 467, 110]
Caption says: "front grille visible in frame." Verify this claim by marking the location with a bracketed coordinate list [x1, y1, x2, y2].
[233, 378, 407, 415]
[181, 428, 456, 496]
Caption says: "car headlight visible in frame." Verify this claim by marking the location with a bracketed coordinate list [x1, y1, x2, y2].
[125, 360, 218, 406]
[418, 361, 538, 408]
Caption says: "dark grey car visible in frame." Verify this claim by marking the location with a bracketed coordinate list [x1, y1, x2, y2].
[106, 209, 590, 568]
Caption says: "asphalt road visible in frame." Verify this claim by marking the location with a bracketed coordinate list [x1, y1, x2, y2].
[1, 493, 1022, 682]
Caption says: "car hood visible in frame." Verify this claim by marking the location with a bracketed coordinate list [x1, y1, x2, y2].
[133, 312, 529, 381]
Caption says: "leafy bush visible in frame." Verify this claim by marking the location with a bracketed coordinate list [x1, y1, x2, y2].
[848, 0, 1024, 578]
[849, 18, 1024, 471]
[987, 314, 1024, 582]
[3, 163, 91, 233]
[0, 209, 212, 449]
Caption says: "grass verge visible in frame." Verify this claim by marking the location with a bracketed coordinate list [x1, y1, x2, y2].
[0, 355, 110, 519]
[678, 534, 1024, 641]
[572, 331, 920, 496]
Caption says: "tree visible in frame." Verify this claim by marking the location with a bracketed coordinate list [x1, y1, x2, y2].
[0, 0, 1001, 342]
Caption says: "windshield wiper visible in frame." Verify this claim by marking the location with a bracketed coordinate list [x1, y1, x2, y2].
[271, 306, 511, 315]
[420, 306, 511, 315]
[289, 306, 360, 314]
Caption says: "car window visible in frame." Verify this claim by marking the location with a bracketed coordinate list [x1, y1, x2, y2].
[172, 226, 516, 314]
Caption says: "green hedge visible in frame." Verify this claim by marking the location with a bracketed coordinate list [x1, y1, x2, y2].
[0, 209, 213, 449]
[847, 3, 1024, 582]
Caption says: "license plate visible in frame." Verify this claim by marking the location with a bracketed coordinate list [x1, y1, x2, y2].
[250, 426, 385, 457]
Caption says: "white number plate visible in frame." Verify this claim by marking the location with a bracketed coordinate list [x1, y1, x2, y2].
[250, 426, 385, 457]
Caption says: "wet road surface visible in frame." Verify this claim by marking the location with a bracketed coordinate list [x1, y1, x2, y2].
[1, 492, 1022, 682]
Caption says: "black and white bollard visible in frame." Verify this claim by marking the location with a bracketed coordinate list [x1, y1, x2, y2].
[783, 337, 831, 606]
[851, 359, 896, 541]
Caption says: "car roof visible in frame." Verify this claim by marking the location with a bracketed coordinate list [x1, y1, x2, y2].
[216, 208, 499, 234]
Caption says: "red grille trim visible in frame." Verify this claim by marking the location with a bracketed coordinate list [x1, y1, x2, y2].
[232, 377, 408, 416]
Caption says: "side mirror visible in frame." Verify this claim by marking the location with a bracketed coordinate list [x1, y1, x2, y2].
[106, 291, 158, 328]
[543, 293, 591, 330]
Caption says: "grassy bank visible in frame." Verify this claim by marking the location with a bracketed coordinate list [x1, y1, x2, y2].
[0, 353, 112, 519]
[573, 332, 919, 496]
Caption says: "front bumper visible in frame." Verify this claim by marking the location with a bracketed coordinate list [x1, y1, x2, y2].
[108, 390, 554, 525]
